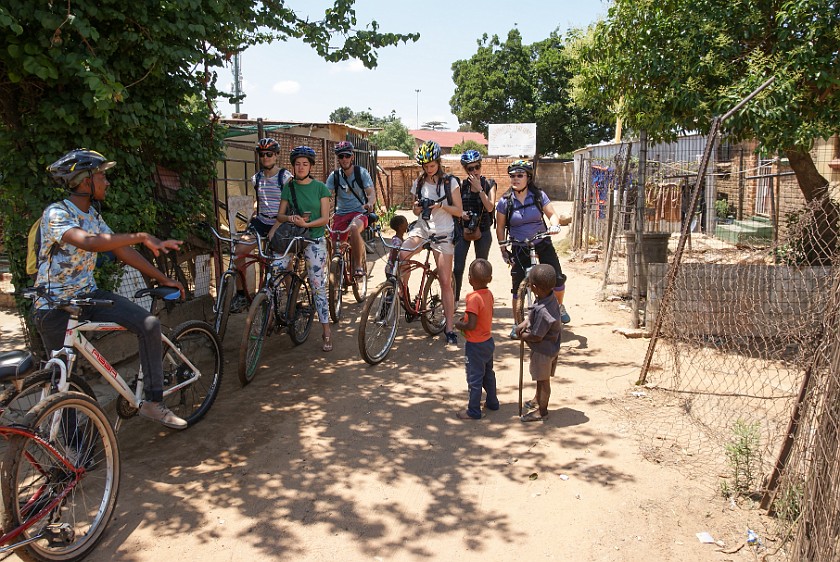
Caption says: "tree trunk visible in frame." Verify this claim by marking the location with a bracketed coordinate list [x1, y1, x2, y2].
[785, 148, 839, 264]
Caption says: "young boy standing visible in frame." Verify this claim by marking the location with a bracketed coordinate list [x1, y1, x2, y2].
[516, 264, 563, 422]
[454, 259, 499, 420]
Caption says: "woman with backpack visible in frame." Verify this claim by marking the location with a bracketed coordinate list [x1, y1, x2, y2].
[401, 140, 463, 347]
[453, 149, 497, 303]
[495, 159, 570, 338]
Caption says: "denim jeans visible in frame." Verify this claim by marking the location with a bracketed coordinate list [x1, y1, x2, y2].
[464, 337, 498, 418]
[33, 289, 165, 401]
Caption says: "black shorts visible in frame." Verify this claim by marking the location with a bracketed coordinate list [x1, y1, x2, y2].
[510, 239, 567, 295]
[249, 217, 273, 238]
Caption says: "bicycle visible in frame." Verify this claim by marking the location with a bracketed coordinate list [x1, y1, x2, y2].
[357, 229, 447, 365]
[0, 286, 223, 430]
[0, 382, 119, 562]
[325, 220, 370, 323]
[238, 234, 316, 385]
[502, 230, 557, 326]
[209, 216, 271, 341]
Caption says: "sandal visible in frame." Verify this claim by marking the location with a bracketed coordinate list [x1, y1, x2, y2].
[354, 267, 366, 278]
[524, 399, 538, 410]
[455, 410, 482, 420]
[520, 410, 545, 423]
[322, 334, 333, 352]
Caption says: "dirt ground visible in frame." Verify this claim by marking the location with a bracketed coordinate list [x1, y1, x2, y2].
[0, 211, 778, 561]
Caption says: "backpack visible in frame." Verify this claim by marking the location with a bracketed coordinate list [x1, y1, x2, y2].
[502, 186, 546, 237]
[26, 201, 71, 276]
[333, 164, 369, 204]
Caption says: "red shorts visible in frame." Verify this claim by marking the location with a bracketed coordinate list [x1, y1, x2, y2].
[331, 212, 368, 241]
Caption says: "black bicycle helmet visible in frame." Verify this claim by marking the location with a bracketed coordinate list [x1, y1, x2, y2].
[48, 149, 116, 187]
[256, 138, 280, 153]
[290, 145, 316, 165]
[334, 141, 354, 156]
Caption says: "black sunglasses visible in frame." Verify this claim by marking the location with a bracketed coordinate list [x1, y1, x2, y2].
[259, 152, 277, 158]
[466, 164, 481, 172]
[337, 153, 353, 159]
[509, 173, 526, 179]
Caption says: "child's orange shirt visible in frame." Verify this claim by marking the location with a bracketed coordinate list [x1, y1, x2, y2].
[463, 287, 493, 343]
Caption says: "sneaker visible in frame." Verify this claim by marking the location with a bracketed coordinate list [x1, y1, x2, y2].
[444, 331, 458, 346]
[139, 401, 188, 430]
[559, 304, 571, 324]
[229, 293, 247, 313]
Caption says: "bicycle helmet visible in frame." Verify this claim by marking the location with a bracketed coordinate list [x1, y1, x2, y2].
[48, 149, 116, 187]
[415, 140, 441, 165]
[507, 159, 534, 176]
[290, 145, 316, 165]
[334, 141, 354, 156]
[256, 138, 280, 153]
[460, 149, 482, 166]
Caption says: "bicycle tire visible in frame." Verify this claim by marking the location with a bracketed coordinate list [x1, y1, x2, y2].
[420, 272, 447, 336]
[162, 320, 222, 426]
[1, 391, 120, 562]
[0, 369, 96, 428]
[513, 281, 532, 326]
[238, 292, 271, 386]
[213, 271, 236, 341]
[328, 257, 344, 323]
[352, 256, 369, 303]
[288, 278, 314, 345]
[358, 282, 399, 365]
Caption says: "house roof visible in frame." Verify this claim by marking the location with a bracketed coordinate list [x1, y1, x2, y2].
[409, 130, 487, 148]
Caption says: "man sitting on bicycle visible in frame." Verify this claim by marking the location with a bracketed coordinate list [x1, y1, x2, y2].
[231, 138, 294, 311]
[325, 141, 376, 278]
[32, 149, 188, 429]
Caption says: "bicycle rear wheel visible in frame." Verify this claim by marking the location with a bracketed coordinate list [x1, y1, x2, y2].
[2, 391, 120, 562]
[289, 279, 314, 345]
[420, 272, 446, 335]
[358, 282, 399, 365]
[513, 281, 533, 326]
[213, 271, 236, 341]
[328, 257, 344, 323]
[162, 321, 222, 426]
[238, 291, 271, 386]
[0, 369, 96, 427]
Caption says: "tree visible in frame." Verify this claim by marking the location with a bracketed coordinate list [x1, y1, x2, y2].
[329, 106, 355, 123]
[0, 1, 419, 289]
[572, 0, 840, 260]
[451, 139, 487, 156]
[421, 121, 446, 131]
[450, 29, 612, 155]
[370, 119, 415, 156]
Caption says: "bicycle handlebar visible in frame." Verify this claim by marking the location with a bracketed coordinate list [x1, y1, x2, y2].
[500, 230, 556, 249]
[376, 227, 448, 253]
[22, 287, 114, 310]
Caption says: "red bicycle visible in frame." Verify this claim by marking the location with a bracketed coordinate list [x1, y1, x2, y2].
[0, 352, 119, 562]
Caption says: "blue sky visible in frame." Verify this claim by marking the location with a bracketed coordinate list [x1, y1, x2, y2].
[215, 1, 609, 130]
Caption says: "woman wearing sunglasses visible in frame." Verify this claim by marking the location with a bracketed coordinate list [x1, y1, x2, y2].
[453, 149, 496, 303]
[495, 160, 570, 337]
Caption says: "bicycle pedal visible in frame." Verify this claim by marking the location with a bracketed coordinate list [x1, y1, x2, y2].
[44, 523, 75, 546]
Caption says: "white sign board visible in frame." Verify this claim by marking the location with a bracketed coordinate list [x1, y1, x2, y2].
[488, 123, 537, 157]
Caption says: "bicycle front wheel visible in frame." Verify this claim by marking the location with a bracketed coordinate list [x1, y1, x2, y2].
[2, 391, 120, 562]
[0, 369, 96, 427]
[289, 279, 314, 345]
[514, 281, 533, 326]
[213, 271, 236, 341]
[162, 321, 223, 426]
[358, 282, 399, 365]
[238, 291, 271, 386]
[328, 257, 344, 323]
[420, 272, 446, 336]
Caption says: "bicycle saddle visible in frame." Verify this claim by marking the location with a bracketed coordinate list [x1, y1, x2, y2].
[135, 286, 181, 301]
[0, 350, 35, 382]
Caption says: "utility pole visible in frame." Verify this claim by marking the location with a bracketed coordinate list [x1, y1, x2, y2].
[415, 89, 421, 129]
[233, 53, 243, 114]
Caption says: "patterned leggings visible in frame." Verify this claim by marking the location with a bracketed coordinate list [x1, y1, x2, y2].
[275, 237, 329, 324]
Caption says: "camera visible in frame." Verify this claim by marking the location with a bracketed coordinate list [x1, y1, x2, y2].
[465, 212, 480, 232]
[419, 198, 435, 221]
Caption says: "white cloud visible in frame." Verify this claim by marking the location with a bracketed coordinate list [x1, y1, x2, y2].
[272, 81, 301, 94]
[328, 60, 368, 75]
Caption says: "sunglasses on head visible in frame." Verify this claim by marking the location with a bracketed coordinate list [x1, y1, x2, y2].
[337, 153, 353, 159]
[466, 164, 481, 172]
[509, 173, 526, 179]
[259, 152, 277, 158]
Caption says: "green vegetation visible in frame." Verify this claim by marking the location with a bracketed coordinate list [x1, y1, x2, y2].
[723, 419, 763, 497]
